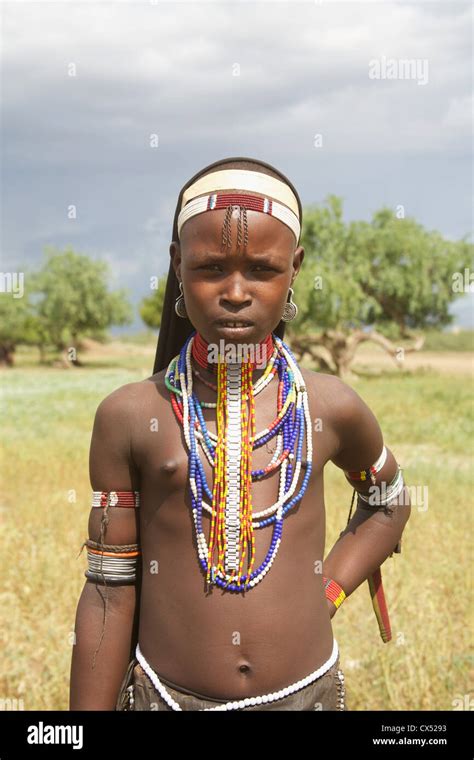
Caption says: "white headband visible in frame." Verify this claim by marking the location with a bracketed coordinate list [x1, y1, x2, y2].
[177, 169, 301, 243]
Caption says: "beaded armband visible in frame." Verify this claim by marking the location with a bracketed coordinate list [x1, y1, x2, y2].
[344, 445, 387, 485]
[84, 539, 140, 585]
[323, 576, 346, 609]
[357, 467, 405, 509]
[339, 449, 405, 643]
[344, 446, 405, 511]
[91, 490, 140, 509]
[85, 490, 141, 584]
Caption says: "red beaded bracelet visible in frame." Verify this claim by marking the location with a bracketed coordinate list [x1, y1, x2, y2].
[91, 491, 140, 509]
[323, 576, 346, 609]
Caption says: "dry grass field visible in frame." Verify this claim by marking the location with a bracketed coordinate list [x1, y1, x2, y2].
[1, 334, 472, 711]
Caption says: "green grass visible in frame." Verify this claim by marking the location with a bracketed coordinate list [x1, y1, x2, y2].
[422, 329, 474, 352]
[324, 371, 473, 710]
[1, 349, 472, 710]
[117, 330, 158, 345]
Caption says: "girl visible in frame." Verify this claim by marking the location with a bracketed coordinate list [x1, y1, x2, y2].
[70, 156, 409, 711]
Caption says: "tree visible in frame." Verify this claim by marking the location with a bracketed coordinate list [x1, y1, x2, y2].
[139, 275, 167, 330]
[0, 274, 40, 366]
[288, 197, 473, 377]
[31, 246, 133, 366]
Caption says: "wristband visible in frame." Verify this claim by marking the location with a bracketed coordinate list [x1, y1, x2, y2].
[323, 576, 346, 609]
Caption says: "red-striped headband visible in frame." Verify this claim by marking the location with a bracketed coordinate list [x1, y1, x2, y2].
[177, 169, 301, 243]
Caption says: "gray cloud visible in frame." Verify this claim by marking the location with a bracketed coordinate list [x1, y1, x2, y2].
[2, 0, 472, 328]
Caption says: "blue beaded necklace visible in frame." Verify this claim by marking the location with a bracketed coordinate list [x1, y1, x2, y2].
[165, 330, 313, 592]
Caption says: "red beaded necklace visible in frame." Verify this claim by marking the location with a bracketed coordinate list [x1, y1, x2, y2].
[191, 331, 274, 374]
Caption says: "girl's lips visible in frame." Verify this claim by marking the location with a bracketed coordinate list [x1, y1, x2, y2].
[215, 323, 254, 334]
[215, 318, 254, 325]
[216, 322, 253, 327]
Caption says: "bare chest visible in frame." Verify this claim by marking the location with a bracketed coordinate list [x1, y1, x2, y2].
[133, 369, 337, 533]
[132, 368, 340, 691]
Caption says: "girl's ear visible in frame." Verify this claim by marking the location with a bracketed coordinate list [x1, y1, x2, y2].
[170, 241, 182, 281]
[291, 246, 305, 283]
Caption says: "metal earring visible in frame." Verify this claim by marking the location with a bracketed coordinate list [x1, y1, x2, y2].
[281, 287, 298, 322]
[175, 281, 187, 318]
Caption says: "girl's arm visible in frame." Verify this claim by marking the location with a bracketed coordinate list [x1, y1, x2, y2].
[322, 378, 411, 607]
[69, 387, 141, 710]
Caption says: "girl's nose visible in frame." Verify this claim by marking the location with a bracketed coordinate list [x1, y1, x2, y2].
[220, 275, 251, 307]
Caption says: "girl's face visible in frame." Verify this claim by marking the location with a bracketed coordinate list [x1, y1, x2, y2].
[171, 205, 304, 347]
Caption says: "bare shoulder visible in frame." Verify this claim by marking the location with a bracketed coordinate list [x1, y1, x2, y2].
[299, 366, 380, 452]
[94, 379, 149, 415]
[299, 366, 360, 420]
[92, 372, 168, 437]
[90, 374, 169, 476]
[142, 367, 168, 390]
[97, 370, 167, 409]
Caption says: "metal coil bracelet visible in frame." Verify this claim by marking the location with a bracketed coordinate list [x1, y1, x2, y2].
[84, 539, 140, 585]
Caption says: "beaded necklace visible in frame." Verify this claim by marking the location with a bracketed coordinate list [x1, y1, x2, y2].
[164, 335, 280, 409]
[164, 330, 313, 592]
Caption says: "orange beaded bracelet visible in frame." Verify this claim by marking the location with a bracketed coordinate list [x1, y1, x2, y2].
[323, 576, 347, 609]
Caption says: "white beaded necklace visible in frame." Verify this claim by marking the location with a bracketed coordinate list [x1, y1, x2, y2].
[180, 336, 313, 524]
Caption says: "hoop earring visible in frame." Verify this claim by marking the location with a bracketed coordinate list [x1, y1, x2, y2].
[175, 281, 187, 318]
[281, 287, 298, 322]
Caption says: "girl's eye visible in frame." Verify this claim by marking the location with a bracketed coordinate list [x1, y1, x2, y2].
[198, 264, 275, 272]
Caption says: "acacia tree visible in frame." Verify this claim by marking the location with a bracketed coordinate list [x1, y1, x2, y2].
[30, 246, 133, 366]
[0, 282, 40, 366]
[288, 196, 473, 377]
[139, 275, 167, 330]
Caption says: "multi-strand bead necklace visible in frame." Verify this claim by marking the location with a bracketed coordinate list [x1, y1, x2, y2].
[164, 330, 313, 592]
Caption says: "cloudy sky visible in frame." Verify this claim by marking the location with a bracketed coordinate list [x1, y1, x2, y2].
[2, 0, 472, 330]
